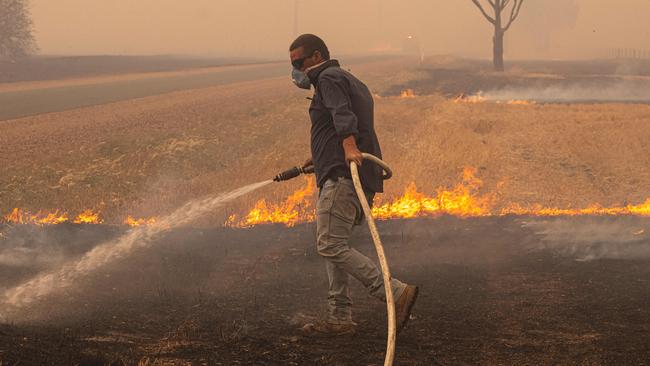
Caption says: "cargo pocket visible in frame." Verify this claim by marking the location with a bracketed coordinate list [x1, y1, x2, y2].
[330, 180, 360, 225]
[317, 180, 338, 215]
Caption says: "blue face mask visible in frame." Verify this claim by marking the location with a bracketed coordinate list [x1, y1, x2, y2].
[291, 68, 312, 90]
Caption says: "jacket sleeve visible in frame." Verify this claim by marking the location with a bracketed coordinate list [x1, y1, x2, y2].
[318, 73, 359, 138]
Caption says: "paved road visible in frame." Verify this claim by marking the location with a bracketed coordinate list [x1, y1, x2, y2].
[0, 62, 289, 121]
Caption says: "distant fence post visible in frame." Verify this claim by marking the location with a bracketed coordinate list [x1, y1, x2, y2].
[611, 47, 650, 60]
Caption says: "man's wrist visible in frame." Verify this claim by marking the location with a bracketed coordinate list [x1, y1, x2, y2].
[341, 134, 357, 147]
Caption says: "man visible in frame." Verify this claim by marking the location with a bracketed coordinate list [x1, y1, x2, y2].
[289, 34, 418, 336]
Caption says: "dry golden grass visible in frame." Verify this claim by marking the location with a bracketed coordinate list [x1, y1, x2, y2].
[1, 58, 649, 225]
[377, 95, 650, 209]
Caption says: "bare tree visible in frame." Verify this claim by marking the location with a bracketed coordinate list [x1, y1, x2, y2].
[470, 0, 524, 72]
[0, 0, 37, 61]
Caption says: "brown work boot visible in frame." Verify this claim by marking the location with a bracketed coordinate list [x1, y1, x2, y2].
[395, 285, 419, 333]
[301, 320, 357, 337]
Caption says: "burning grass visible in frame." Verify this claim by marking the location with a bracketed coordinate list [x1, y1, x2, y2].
[399, 89, 417, 98]
[454, 92, 535, 105]
[2, 208, 156, 227]
[4, 166, 649, 229]
[225, 178, 315, 228]
[1, 58, 649, 228]
[224, 168, 650, 228]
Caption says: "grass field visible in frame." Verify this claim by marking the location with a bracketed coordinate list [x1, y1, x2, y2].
[1, 57, 649, 224]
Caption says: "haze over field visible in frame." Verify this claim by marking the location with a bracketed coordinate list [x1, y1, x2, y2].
[2, 1, 650, 365]
[31, 0, 650, 59]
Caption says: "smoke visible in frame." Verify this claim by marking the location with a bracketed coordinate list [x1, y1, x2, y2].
[515, 0, 580, 57]
[478, 80, 650, 103]
[0, 229, 63, 268]
[0, 224, 119, 269]
[0, 224, 126, 296]
[521, 218, 650, 261]
[0, 180, 271, 314]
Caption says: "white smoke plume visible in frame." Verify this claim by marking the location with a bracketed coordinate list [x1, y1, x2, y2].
[478, 80, 650, 104]
[521, 218, 650, 261]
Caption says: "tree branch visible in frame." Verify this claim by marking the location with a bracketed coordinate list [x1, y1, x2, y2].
[470, 0, 496, 25]
[503, 0, 524, 31]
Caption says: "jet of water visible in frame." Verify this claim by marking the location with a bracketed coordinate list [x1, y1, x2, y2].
[1, 180, 272, 311]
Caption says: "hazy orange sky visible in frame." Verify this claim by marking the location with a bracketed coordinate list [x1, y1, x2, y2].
[31, 0, 650, 59]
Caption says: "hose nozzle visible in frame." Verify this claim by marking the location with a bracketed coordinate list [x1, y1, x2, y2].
[273, 165, 314, 182]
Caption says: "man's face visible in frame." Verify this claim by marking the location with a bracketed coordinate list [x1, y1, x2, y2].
[290, 47, 323, 72]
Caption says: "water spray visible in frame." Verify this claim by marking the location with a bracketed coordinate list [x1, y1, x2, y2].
[273, 153, 396, 366]
[5, 156, 396, 365]
[1, 180, 272, 311]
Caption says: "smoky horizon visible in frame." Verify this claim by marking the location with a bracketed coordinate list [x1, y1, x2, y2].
[29, 0, 650, 60]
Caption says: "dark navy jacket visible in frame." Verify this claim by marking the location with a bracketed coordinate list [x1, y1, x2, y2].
[306, 59, 383, 193]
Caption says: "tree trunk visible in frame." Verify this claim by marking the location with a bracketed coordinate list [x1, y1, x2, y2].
[493, 29, 504, 72]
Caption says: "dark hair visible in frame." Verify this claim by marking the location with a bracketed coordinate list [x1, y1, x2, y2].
[289, 34, 330, 60]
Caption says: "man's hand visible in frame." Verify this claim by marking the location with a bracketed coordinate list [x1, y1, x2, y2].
[302, 157, 313, 168]
[342, 135, 363, 166]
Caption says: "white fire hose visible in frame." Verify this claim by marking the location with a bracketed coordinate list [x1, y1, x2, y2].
[350, 152, 396, 366]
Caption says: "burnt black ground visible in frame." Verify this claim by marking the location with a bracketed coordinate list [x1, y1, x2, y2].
[383, 58, 650, 102]
[1, 216, 649, 365]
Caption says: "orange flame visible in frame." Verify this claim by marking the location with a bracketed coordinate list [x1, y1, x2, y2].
[72, 209, 103, 224]
[372, 168, 494, 219]
[226, 168, 650, 227]
[400, 89, 416, 98]
[2, 209, 160, 226]
[37, 211, 70, 225]
[226, 177, 316, 227]
[3, 208, 70, 225]
[125, 215, 157, 227]
[500, 200, 650, 217]
[505, 99, 535, 105]
[3, 169, 649, 229]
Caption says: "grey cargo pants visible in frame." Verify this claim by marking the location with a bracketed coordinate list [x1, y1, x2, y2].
[316, 177, 407, 324]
